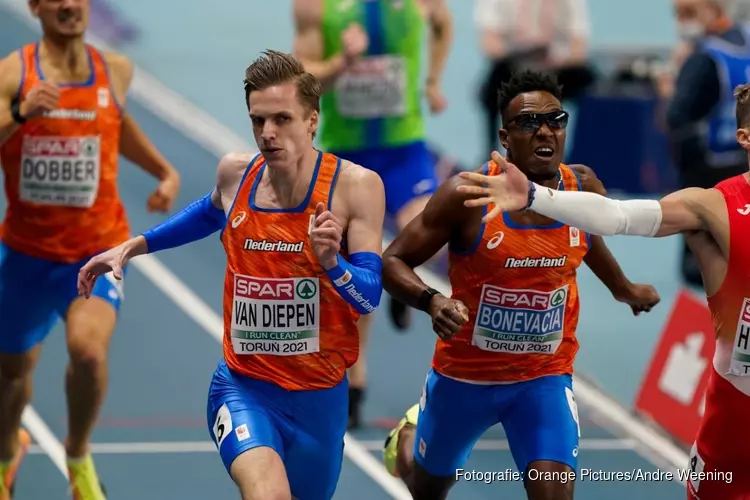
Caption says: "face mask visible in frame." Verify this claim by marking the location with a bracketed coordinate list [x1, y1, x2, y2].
[678, 21, 705, 40]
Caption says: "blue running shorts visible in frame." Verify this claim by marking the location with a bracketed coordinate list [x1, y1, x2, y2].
[331, 141, 437, 217]
[0, 242, 125, 353]
[414, 368, 580, 478]
[206, 360, 349, 500]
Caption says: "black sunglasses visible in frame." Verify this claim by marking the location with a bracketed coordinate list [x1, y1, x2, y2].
[507, 111, 569, 133]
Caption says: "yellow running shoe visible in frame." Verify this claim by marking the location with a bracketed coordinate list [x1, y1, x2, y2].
[0, 429, 31, 500]
[382, 404, 419, 477]
[67, 454, 106, 500]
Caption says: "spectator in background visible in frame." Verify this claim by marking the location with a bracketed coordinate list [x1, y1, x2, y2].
[661, 0, 750, 287]
[474, 0, 595, 157]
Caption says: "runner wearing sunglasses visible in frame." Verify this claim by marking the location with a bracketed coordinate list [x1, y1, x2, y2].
[379, 70, 659, 499]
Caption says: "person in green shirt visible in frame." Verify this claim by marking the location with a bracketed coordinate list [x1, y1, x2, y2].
[294, 0, 453, 429]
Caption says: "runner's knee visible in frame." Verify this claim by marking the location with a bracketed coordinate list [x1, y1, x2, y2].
[231, 446, 291, 500]
[410, 460, 455, 500]
[396, 424, 416, 478]
[66, 300, 115, 370]
[66, 324, 109, 371]
[524, 460, 575, 500]
[0, 350, 39, 380]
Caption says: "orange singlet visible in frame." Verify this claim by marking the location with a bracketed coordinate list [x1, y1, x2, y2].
[220, 152, 360, 391]
[0, 43, 129, 263]
[433, 161, 590, 383]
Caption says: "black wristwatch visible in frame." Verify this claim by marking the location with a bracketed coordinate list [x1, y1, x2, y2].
[418, 287, 440, 312]
[10, 97, 26, 124]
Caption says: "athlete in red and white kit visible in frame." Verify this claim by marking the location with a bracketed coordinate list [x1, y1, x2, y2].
[453, 84, 750, 499]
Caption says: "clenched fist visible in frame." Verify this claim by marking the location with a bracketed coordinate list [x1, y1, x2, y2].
[310, 202, 344, 270]
[341, 23, 368, 63]
[428, 294, 469, 340]
[20, 81, 60, 119]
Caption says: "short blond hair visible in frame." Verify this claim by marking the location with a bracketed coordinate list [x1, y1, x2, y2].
[243, 49, 321, 113]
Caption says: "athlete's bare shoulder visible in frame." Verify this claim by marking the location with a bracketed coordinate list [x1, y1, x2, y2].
[100, 51, 133, 104]
[0, 51, 23, 102]
[337, 159, 383, 188]
[333, 160, 385, 252]
[420, 165, 487, 225]
[214, 151, 254, 202]
[216, 152, 254, 185]
[100, 51, 133, 79]
[211, 152, 254, 212]
[335, 159, 385, 213]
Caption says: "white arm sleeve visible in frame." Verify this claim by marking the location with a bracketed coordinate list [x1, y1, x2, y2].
[528, 183, 663, 237]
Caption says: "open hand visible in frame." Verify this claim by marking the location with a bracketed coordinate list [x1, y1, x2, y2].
[456, 151, 532, 223]
[77, 244, 130, 298]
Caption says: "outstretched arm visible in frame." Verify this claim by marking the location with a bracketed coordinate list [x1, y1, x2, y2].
[458, 153, 712, 238]
[77, 187, 223, 295]
[77, 153, 239, 298]
[138, 188, 224, 253]
[528, 185, 709, 238]
[571, 166, 631, 295]
[571, 166, 659, 312]
[111, 153, 238, 260]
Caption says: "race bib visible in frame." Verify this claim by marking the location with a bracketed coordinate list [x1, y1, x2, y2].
[230, 275, 320, 356]
[729, 298, 750, 376]
[334, 55, 406, 118]
[20, 136, 100, 207]
[471, 285, 567, 354]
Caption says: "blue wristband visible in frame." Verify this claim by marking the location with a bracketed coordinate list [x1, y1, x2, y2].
[325, 252, 383, 314]
[142, 191, 226, 253]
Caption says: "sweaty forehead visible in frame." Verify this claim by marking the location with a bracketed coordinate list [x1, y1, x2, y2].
[507, 91, 561, 117]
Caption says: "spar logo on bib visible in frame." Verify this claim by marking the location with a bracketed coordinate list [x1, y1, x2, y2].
[471, 285, 567, 354]
[729, 298, 750, 375]
[296, 279, 316, 299]
[230, 275, 320, 356]
[20, 136, 101, 207]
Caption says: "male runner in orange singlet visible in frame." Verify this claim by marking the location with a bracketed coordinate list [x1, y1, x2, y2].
[0, 1, 180, 498]
[381, 70, 660, 499]
[459, 82, 750, 500]
[77, 50, 385, 500]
